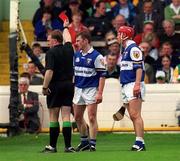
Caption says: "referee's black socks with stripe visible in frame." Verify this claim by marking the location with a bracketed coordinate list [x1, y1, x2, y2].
[62, 121, 72, 148]
[49, 122, 60, 148]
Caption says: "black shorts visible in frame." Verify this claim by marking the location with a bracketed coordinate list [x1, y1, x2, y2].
[47, 81, 74, 108]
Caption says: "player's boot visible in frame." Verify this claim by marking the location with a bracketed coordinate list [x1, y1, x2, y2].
[131, 141, 146, 152]
[89, 145, 96, 152]
[75, 142, 90, 152]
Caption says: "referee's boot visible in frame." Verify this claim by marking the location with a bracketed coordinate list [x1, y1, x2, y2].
[131, 141, 146, 152]
[76, 142, 90, 152]
[41, 145, 57, 153]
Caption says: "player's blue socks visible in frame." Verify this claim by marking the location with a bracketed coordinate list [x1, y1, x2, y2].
[75, 136, 89, 151]
[132, 137, 146, 151]
[80, 136, 89, 144]
[89, 139, 96, 151]
[89, 139, 96, 147]
[136, 137, 144, 144]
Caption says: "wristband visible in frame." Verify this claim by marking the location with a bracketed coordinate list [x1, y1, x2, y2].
[43, 87, 48, 90]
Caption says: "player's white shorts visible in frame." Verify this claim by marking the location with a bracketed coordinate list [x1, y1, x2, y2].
[73, 87, 97, 105]
[121, 82, 145, 104]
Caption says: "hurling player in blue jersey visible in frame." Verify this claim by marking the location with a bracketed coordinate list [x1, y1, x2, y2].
[117, 26, 146, 151]
[73, 31, 106, 152]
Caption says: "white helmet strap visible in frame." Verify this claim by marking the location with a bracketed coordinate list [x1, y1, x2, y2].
[120, 32, 128, 43]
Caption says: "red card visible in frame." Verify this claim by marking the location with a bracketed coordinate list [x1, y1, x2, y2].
[59, 11, 68, 22]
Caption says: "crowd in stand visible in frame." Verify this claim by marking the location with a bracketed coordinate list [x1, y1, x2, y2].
[23, 0, 180, 85]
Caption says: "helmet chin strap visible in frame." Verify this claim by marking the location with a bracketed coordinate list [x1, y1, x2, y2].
[120, 33, 128, 42]
[119, 33, 128, 55]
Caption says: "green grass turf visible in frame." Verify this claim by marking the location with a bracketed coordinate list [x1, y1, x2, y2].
[0, 133, 180, 161]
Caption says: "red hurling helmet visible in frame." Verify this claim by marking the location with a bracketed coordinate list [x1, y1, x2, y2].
[118, 26, 134, 41]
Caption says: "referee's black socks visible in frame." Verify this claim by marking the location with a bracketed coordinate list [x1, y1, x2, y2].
[49, 122, 60, 148]
[62, 121, 72, 148]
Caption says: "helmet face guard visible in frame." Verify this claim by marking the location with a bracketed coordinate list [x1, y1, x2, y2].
[118, 26, 134, 44]
[119, 32, 129, 42]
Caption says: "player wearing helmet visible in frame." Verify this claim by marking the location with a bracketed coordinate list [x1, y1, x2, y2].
[117, 26, 146, 151]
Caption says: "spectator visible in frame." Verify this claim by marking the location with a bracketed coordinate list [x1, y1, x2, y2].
[105, 30, 117, 43]
[159, 19, 180, 52]
[139, 41, 155, 83]
[32, 0, 62, 27]
[105, 53, 120, 79]
[158, 55, 174, 83]
[68, 11, 88, 51]
[85, 0, 114, 18]
[134, 0, 163, 34]
[104, 31, 121, 66]
[27, 61, 43, 85]
[142, 32, 159, 60]
[20, 72, 31, 80]
[155, 42, 180, 69]
[164, 0, 180, 30]
[31, 43, 45, 66]
[173, 64, 180, 83]
[35, 7, 63, 41]
[112, 0, 136, 25]
[63, 0, 89, 23]
[18, 77, 40, 133]
[80, 0, 94, 17]
[112, 14, 128, 34]
[85, 1, 112, 40]
[155, 70, 166, 83]
[135, 0, 164, 17]
[54, 0, 63, 8]
[162, 0, 173, 7]
[134, 21, 154, 45]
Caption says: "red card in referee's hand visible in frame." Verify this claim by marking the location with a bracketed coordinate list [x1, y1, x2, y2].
[59, 11, 68, 22]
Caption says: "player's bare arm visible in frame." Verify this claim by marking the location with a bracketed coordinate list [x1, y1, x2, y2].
[95, 77, 105, 104]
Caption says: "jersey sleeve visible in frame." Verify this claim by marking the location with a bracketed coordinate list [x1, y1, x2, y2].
[130, 47, 144, 70]
[94, 54, 106, 77]
[94, 54, 106, 71]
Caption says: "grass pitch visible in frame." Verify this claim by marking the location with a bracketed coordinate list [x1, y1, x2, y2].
[0, 133, 180, 161]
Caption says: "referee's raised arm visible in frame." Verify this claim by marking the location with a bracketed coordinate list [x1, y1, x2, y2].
[63, 19, 72, 43]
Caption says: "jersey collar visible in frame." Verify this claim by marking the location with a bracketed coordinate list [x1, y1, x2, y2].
[125, 40, 136, 50]
[80, 47, 94, 56]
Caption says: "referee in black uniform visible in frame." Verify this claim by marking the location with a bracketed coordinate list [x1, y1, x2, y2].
[42, 20, 75, 153]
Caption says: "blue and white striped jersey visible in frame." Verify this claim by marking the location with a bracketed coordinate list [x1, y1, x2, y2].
[74, 47, 106, 88]
[120, 40, 145, 85]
